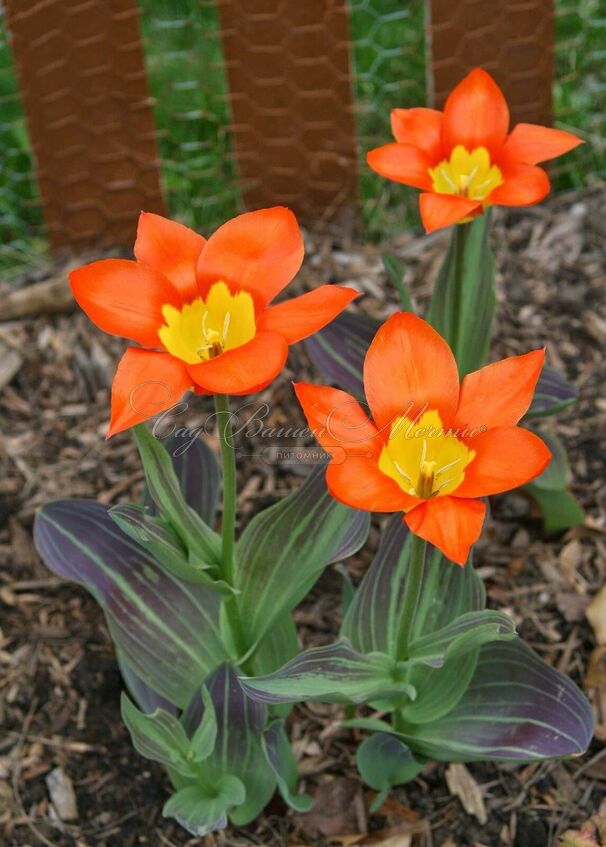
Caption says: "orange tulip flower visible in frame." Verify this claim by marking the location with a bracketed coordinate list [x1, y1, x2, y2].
[70, 207, 358, 436]
[295, 313, 551, 565]
[367, 68, 583, 233]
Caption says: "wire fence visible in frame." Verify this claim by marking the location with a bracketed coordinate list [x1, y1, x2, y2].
[0, 0, 604, 281]
[0, 8, 44, 278]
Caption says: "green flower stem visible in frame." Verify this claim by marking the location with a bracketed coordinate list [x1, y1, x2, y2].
[214, 393, 237, 584]
[214, 393, 248, 665]
[392, 534, 427, 735]
[448, 221, 471, 358]
[427, 211, 495, 378]
[396, 533, 427, 660]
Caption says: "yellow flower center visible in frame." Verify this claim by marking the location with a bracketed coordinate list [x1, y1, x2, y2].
[379, 410, 475, 500]
[429, 145, 503, 201]
[158, 281, 256, 364]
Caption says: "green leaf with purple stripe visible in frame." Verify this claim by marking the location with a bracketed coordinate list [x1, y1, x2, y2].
[398, 640, 594, 761]
[235, 466, 369, 649]
[304, 310, 378, 398]
[34, 500, 225, 708]
[526, 366, 577, 418]
[180, 664, 276, 827]
[342, 517, 484, 658]
[143, 429, 221, 526]
[134, 425, 221, 569]
[262, 721, 313, 812]
[241, 640, 415, 705]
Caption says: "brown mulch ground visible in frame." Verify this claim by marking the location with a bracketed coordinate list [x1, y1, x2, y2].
[1, 186, 605, 847]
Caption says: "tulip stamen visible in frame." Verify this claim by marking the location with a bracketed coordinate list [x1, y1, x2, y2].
[435, 457, 462, 476]
[393, 460, 413, 484]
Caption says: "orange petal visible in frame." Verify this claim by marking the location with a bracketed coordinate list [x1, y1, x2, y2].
[327, 456, 417, 513]
[70, 259, 180, 348]
[501, 123, 583, 165]
[109, 348, 192, 437]
[405, 496, 486, 566]
[187, 330, 288, 395]
[258, 285, 359, 345]
[196, 207, 304, 308]
[454, 349, 545, 430]
[455, 427, 551, 498]
[442, 68, 509, 156]
[489, 163, 550, 206]
[390, 108, 444, 160]
[366, 143, 434, 189]
[363, 312, 459, 431]
[419, 193, 481, 233]
[134, 212, 206, 303]
[294, 382, 380, 456]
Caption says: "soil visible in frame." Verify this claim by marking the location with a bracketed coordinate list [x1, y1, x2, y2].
[1, 186, 605, 847]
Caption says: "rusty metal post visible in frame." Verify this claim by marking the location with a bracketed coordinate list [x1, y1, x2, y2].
[216, 0, 358, 225]
[4, 0, 165, 251]
[427, 0, 554, 126]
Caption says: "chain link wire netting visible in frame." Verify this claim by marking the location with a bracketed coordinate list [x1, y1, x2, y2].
[139, 0, 240, 236]
[350, 0, 426, 234]
[0, 4, 46, 279]
[553, 0, 606, 189]
[0, 0, 604, 280]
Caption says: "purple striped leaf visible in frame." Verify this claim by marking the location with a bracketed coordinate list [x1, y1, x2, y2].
[304, 311, 378, 398]
[262, 721, 313, 812]
[144, 430, 221, 526]
[526, 366, 577, 418]
[408, 609, 516, 669]
[342, 516, 488, 722]
[180, 664, 275, 827]
[399, 640, 594, 762]
[34, 500, 225, 708]
[134, 425, 221, 568]
[241, 639, 415, 705]
[117, 654, 178, 716]
[236, 466, 369, 647]
[342, 516, 483, 658]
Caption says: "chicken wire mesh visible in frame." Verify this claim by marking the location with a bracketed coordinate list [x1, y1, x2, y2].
[0, 0, 604, 281]
[0, 6, 45, 279]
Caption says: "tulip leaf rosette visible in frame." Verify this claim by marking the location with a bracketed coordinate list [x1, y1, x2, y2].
[34, 208, 367, 836]
[246, 314, 593, 801]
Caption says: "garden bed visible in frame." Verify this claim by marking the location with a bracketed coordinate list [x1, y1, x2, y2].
[1, 186, 605, 847]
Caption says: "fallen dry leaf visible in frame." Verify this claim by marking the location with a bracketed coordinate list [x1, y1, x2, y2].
[366, 835, 411, 847]
[299, 777, 366, 839]
[355, 826, 415, 847]
[586, 647, 606, 688]
[372, 794, 418, 823]
[586, 585, 606, 645]
[559, 538, 584, 579]
[445, 763, 487, 825]
[559, 797, 606, 845]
